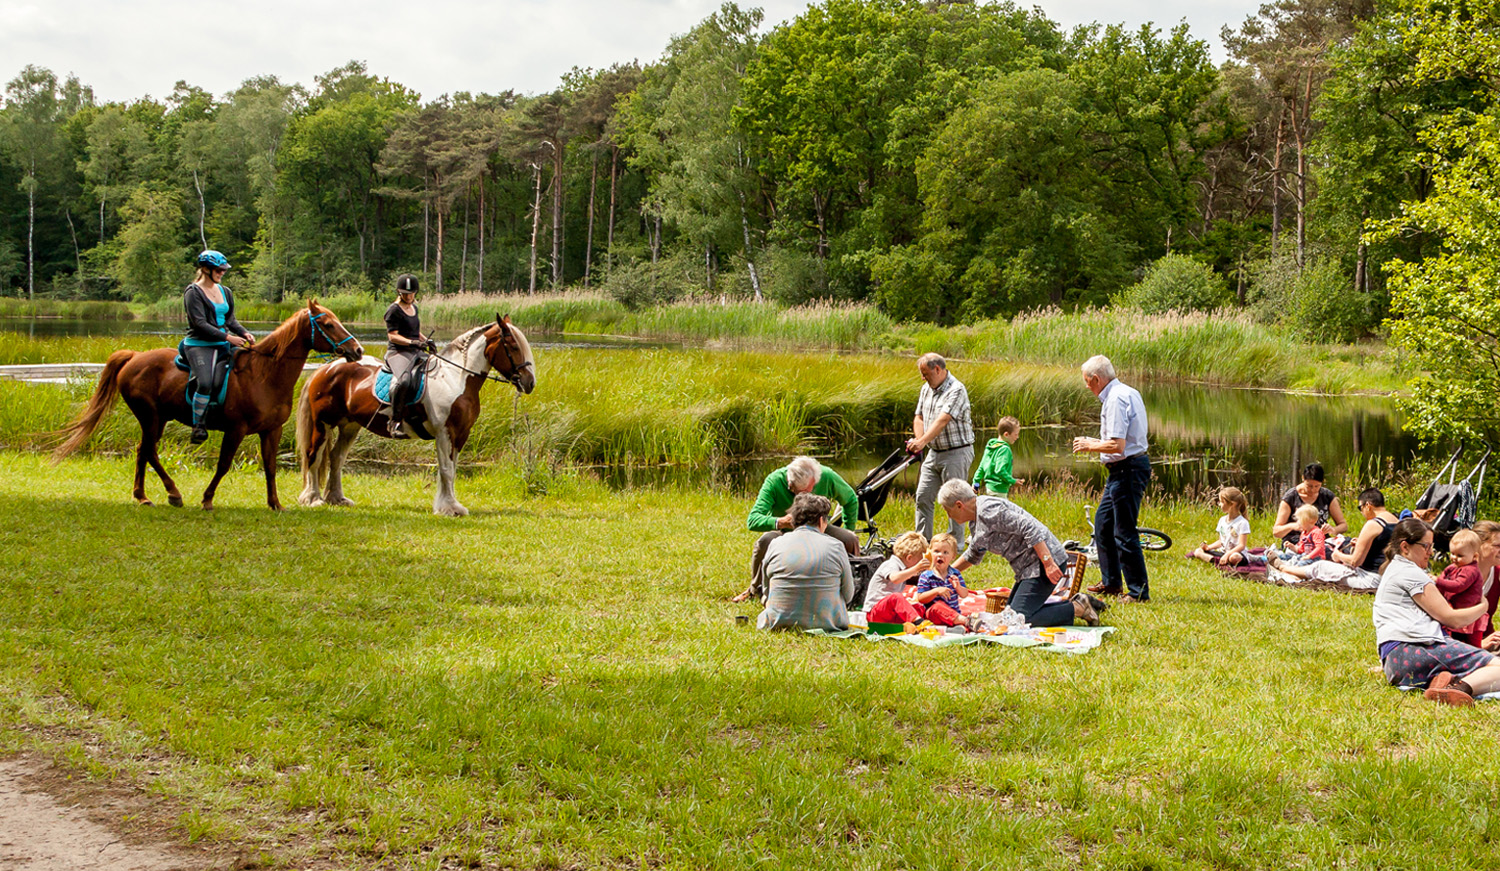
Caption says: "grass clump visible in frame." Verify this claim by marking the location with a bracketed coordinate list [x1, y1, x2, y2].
[0, 456, 1497, 868]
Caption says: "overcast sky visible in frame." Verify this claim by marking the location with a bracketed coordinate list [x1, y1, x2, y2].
[2, 0, 1261, 105]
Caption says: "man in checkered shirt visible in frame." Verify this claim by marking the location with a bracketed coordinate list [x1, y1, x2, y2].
[905, 352, 975, 547]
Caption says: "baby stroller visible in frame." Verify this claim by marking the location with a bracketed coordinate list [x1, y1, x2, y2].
[844, 447, 922, 607]
[1413, 445, 1490, 551]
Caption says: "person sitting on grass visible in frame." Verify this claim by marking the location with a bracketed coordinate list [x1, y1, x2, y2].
[1373, 518, 1500, 706]
[860, 531, 929, 613]
[757, 494, 855, 632]
[972, 416, 1024, 498]
[1435, 529, 1487, 648]
[1270, 462, 1348, 547]
[1270, 488, 1397, 589]
[734, 455, 860, 604]
[938, 480, 1103, 626]
[912, 534, 977, 629]
[1275, 504, 1329, 565]
[1189, 486, 1256, 567]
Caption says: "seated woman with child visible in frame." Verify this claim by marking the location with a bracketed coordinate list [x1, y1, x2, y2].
[1270, 488, 1396, 589]
[756, 493, 856, 632]
[1374, 518, 1500, 706]
[1271, 462, 1347, 548]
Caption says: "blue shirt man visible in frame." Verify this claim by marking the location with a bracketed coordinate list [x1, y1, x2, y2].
[1072, 356, 1153, 602]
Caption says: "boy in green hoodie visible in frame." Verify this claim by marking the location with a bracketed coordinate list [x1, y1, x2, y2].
[972, 416, 1023, 498]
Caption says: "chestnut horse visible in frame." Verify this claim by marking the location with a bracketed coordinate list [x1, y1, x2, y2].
[296, 315, 536, 516]
[54, 300, 364, 510]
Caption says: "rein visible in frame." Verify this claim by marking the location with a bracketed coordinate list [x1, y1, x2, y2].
[428, 347, 532, 388]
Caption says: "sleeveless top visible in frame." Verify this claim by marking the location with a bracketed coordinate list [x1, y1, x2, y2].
[1362, 518, 1394, 573]
[1281, 485, 1335, 545]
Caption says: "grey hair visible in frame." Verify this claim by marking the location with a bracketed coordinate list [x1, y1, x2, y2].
[937, 479, 977, 510]
[786, 455, 822, 490]
[1081, 355, 1116, 381]
[789, 493, 832, 527]
[917, 352, 947, 371]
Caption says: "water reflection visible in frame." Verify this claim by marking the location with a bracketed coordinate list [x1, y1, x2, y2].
[594, 380, 1427, 508]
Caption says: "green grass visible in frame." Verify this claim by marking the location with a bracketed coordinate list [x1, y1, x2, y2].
[0, 455, 1496, 869]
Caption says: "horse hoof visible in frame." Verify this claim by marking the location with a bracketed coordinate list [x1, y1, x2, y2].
[435, 503, 469, 517]
[167, 495, 183, 508]
[137, 499, 153, 507]
[329, 496, 355, 507]
[201, 502, 214, 511]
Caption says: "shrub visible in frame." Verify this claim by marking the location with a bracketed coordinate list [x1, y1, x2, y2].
[1250, 254, 1374, 343]
[1118, 254, 1231, 314]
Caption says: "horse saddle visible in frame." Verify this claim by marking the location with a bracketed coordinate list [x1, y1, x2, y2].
[174, 342, 236, 415]
[375, 353, 434, 440]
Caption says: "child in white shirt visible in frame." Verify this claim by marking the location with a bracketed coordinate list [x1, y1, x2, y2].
[1190, 486, 1253, 566]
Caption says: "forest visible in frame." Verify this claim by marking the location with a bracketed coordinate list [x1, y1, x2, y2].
[3, 0, 1500, 435]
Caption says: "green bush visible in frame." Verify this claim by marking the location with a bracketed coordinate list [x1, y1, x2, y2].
[761, 247, 829, 306]
[1250, 254, 1374, 343]
[1118, 254, 1231, 314]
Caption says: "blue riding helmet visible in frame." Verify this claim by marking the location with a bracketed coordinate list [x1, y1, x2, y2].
[196, 250, 231, 271]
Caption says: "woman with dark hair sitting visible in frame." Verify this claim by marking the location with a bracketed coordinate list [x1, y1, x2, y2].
[1271, 488, 1396, 590]
[1270, 462, 1348, 547]
[756, 493, 855, 632]
[1374, 518, 1500, 706]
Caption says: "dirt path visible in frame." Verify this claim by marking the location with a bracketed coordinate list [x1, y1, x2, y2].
[0, 755, 224, 871]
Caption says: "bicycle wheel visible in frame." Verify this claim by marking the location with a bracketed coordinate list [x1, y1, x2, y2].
[1138, 528, 1172, 551]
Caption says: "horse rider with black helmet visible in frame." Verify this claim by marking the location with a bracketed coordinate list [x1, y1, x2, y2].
[182, 249, 254, 445]
[384, 274, 434, 437]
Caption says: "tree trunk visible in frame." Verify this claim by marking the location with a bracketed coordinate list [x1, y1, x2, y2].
[65, 211, 82, 296]
[192, 169, 208, 249]
[25, 176, 35, 301]
[529, 162, 543, 294]
[434, 184, 446, 295]
[460, 188, 470, 293]
[584, 151, 598, 288]
[422, 199, 430, 274]
[736, 189, 762, 303]
[1270, 111, 1285, 260]
[550, 144, 564, 290]
[477, 173, 486, 293]
[607, 146, 619, 274]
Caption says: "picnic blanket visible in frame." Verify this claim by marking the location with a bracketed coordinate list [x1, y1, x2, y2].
[806, 625, 1116, 654]
[1243, 564, 1379, 595]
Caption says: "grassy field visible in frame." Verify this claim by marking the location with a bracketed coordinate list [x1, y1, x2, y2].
[1, 454, 1495, 869]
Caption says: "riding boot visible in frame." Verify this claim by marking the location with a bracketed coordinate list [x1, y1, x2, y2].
[387, 380, 408, 438]
[190, 392, 210, 444]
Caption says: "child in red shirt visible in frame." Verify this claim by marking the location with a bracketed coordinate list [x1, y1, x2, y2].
[1436, 529, 1486, 647]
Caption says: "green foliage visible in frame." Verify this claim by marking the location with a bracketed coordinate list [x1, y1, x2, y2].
[108, 185, 188, 302]
[1249, 253, 1373, 344]
[1119, 253, 1232, 314]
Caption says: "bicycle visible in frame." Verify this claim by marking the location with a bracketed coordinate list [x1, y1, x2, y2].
[1062, 504, 1172, 562]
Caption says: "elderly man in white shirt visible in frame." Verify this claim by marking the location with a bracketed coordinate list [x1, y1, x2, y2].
[1071, 355, 1152, 602]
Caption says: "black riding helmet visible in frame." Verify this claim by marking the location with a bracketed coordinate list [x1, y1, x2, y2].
[395, 274, 419, 295]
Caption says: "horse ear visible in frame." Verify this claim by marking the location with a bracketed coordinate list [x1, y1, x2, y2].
[307, 298, 317, 309]
[495, 313, 503, 328]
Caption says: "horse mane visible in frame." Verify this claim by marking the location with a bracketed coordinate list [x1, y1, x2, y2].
[442, 324, 491, 367]
[250, 307, 312, 362]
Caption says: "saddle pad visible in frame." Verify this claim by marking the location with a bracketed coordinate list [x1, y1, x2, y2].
[374, 367, 426, 405]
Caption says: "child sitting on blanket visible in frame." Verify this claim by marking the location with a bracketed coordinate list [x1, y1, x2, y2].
[1436, 529, 1487, 647]
[1276, 505, 1328, 565]
[1190, 487, 1259, 567]
[860, 531, 929, 613]
[913, 534, 976, 628]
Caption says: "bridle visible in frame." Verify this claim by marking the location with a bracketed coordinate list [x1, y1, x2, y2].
[428, 316, 532, 391]
[309, 309, 359, 358]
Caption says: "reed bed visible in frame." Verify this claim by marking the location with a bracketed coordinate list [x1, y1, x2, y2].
[0, 298, 136, 320]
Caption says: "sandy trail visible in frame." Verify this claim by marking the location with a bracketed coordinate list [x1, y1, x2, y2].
[0, 756, 218, 871]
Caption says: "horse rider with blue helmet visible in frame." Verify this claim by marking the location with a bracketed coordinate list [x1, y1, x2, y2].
[384, 274, 434, 437]
[182, 250, 254, 444]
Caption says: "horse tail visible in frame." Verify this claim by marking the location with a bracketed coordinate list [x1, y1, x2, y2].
[52, 349, 134, 462]
[295, 373, 329, 494]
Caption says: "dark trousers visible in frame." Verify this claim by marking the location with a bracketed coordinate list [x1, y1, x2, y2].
[1096, 453, 1152, 599]
[1009, 576, 1075, 627]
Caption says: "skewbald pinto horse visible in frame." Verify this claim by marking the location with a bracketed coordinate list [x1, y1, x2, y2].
[53, 300, 364, 510]
[296, 314, 536, 516]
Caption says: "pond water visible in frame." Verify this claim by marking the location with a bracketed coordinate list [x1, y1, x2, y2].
[4, 317, 1432, 507]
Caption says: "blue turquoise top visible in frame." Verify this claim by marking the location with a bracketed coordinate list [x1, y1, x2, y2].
[184, 294, 231, 347]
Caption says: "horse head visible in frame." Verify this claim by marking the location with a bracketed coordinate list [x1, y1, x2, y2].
[306, 299, 365, 362]
[485, 313, 536, 395]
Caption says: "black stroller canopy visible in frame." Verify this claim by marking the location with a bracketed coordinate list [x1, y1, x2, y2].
[1416, 444, 1490, 537]
[855, 447, 920, 527]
